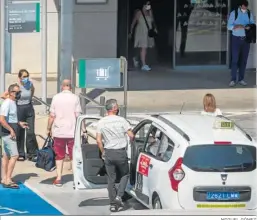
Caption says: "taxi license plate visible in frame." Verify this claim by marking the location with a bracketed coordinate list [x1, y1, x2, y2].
[197, 204, 245, 208]
[206, 192, 240, 201]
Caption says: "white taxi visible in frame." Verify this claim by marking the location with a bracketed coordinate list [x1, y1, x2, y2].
[72, 114, 257, 210]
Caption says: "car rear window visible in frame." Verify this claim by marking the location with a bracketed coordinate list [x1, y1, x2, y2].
[183, 145, 256, 172]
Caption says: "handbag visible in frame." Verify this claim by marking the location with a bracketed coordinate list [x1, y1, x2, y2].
[141, 10, 157, 38]
[35, 136, 56, 172]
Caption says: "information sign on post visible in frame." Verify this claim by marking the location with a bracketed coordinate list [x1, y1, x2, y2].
[78, 58, 122, 88]
[7, 1, 40, 33]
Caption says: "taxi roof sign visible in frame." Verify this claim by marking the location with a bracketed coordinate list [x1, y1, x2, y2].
[213, 120, 235, 130]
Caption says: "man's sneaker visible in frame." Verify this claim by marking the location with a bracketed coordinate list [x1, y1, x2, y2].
[114, 196, 125, 207]
[53, 179, 63, 187]
[229, 81, 236, 87]
[141, 65, 151, 71]
[239, 80, 247, 86]
[109, 205, 117, 212]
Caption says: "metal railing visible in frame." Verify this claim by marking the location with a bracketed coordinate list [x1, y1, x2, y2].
[33, 95, 50, 114]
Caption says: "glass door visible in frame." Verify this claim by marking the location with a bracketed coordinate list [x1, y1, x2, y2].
[174, 0, 229, 66]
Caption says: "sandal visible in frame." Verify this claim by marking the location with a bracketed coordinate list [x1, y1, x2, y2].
[3, 182, 20, 189]
[18, 157, 25, 161]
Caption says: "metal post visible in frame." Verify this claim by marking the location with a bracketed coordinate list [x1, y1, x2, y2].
[71, 61, 76, 94]
[100, 96, 105, 117]
[122, 57, 128, 119]
[57, 0, 74, 92]
[5, 0, 11, 74]
[0, 0, 6, 94]
[41, 0, 47, 113]
[81, 88, 87, 114]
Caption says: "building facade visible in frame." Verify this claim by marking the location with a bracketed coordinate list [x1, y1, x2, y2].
[3, 0, 256, 73]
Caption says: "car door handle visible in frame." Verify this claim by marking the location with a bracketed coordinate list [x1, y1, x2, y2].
[149, 164, 153, 169]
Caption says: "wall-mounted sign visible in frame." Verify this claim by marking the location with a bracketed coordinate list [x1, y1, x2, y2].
[75, 0, 107, 4]
[7, 1, 40, 33]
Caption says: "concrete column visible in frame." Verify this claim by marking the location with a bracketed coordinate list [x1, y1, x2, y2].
[57, 0, 74, 92]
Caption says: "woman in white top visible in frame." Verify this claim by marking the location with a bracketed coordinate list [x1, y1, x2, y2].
[201, 93, 222, 116]
[129, 1, 157, 71]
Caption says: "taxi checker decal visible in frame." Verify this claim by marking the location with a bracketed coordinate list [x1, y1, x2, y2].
[138, 155, 151, 177]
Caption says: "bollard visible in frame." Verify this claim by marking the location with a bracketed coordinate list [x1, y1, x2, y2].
[100, 96, 105, 117]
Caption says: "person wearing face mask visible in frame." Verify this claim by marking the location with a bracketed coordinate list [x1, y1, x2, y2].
[15, 69, 38, 162]
[96, 99, 134, 212]
[0, 69, 38, 162]
[129, 0, 157, 71]
[227, 0, 255, 87]
[0, 84, 28, 189]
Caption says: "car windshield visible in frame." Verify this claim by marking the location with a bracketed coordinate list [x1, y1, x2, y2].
[183, 144, 256, 172]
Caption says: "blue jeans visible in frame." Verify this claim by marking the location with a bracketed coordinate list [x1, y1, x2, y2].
[231, 35, 250, 82]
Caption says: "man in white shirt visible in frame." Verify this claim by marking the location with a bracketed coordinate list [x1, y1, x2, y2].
[96, 99, 134, 212]
[47, 79, 82, 187]
[0, 84, 27, 189]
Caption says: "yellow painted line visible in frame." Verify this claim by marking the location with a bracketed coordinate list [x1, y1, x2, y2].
[197, 204, 246, 208]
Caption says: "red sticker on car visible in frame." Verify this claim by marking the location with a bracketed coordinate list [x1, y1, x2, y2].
[138, 154, 151, 177]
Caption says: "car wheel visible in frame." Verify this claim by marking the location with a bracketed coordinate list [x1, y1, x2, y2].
[153, 195, 162, 209]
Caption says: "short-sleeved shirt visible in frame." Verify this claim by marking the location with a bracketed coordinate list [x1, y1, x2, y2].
[0, 98, 18, 136]
[50, 90, 82, 138]
[97, 115, 132, 150]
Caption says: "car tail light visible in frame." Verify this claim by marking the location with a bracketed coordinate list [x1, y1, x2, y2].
[168, 157, 185, 192]
[214, 141, 232, 145]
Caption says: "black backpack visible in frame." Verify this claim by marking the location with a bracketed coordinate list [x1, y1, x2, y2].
[234, 8, 251, 21]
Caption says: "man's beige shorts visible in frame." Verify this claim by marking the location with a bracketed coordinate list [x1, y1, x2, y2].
[2, 135, 18, 157]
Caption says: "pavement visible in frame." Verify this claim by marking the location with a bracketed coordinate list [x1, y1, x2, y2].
[2, 69, 256, 215]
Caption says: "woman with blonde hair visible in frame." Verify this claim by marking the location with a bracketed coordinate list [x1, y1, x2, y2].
[201, 93, 222, 116]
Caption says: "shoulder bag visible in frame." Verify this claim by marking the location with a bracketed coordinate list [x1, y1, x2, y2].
[140, 10, 157, 38]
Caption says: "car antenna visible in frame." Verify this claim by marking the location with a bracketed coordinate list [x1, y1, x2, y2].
[179, 102, 185, 115]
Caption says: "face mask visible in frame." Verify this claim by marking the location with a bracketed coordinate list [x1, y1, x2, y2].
[22, 77, 29, 84]
[241, 8, 247, 13]
[15, 91, 21, 100]
[145, 5, 151, 10]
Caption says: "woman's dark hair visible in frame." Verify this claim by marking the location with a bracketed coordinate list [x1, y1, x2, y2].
[18, 69, 29, 78]
[239, 0, 249, 7]
[140, 0, 150, 7]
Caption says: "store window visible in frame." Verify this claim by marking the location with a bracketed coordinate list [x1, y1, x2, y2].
[175, 0, 228, 66]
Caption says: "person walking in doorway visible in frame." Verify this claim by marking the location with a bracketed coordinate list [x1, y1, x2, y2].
[47, 79, 82, 187]
[96, 99, 134, 212]
[129, 0, 157, 71]
[0, 69, 38, 161]
[227, 0, 255, 87]
[0, 84, 28, 189]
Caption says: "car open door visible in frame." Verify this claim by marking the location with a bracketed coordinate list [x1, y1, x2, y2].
[73, 115, 107, 190]
[73, 115, 142, 190]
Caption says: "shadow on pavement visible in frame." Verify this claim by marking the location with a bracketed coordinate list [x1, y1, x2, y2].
[79, 198, 109, 207]
[13, 173, 38, 183]
[39, 174, 73, 185]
